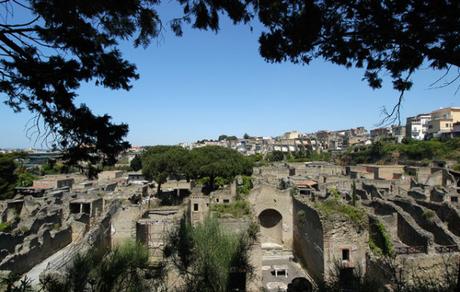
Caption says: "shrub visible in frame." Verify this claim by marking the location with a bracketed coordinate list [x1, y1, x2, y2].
[237, 176, 253, 195]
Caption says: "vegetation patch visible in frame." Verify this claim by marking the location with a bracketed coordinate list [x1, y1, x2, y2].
[211, 200, 251, 218]
[422, 209, 436, 221]
[237, 176, 253, 196]
[165, 216, 254, 291]
[369, 219, 394, 256]
[314, 197, 367, 229]
[341, 138, 460, 165]
[0, 222, 11, 233]
[296, 210, 307, 225]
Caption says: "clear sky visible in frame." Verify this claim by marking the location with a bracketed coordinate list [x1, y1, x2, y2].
[0, 5, 458, 148]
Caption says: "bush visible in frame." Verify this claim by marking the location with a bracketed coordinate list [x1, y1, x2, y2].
[237, 176, 253, 196]
[165, 216, 253, 292]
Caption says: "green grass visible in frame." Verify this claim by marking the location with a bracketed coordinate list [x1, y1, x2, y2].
[314, 198, 367, 228]
[211, 200, 251, 218]
[0, 222, 11, 233]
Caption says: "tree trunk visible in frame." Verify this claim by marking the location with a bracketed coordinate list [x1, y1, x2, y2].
[157, 182, 162, 195]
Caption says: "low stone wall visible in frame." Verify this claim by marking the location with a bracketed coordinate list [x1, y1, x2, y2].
[417, 200, 460, 237]
[362, 183, 384, 199]
[391, 198, 458, 247]
[0, 233, 24, 254]
[0, 226, 72, 274]
[397, 253, 459, 288]
[366, 252, 460, 289]
[369, 199, 432, 251]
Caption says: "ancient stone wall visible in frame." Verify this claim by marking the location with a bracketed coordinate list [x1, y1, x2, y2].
[0, 226, 72, 274]
[391, 199, 458, 246]
[292, 197, 324, 282]
[368, 200, 432, 251]
[249, 184, 293, 248]
[322, 216, 368, 282]
[418, 202, 460, 237]
[111, 204, 143, 247]
[218, 218, 251, 235]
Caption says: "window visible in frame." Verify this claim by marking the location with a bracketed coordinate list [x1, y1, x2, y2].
[342, 249, 350, 261]
[216, 198, 219, 203]
[446, 123, 449, 128]
[451, 197, 458, 203]
[193, 203, 199, 211]
[223, 199, 229, 204]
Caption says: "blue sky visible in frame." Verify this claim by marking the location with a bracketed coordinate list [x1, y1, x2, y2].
[0, 6, 458, 148]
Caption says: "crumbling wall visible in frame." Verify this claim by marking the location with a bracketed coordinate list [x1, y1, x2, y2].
[111, 204, 143, 247]
[396, 253, 459, 288]
[292, 197, 324, 282]
[0, 233, 24, 260]
[369, 199, 432, 251]
[430, 187, 447, 202]
[0, 226, 72, 274]
[391, 198, 458, 246]
[322, 216, 368, 283]
[250, 184, 293, 248]
[416, 200, 460, 237]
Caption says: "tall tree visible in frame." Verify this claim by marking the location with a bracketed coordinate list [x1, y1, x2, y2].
[188, 146, 253, 189]
[130, 155, 142, 171]
[142, 145, 189, 194]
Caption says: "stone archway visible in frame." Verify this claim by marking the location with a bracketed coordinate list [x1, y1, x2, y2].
[258, 209, 283, 245]
[287, 277, 313, 292]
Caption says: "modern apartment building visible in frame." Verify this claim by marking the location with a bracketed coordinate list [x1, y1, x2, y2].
[426, 107, 460, 137]
[405, 113, 431, 140]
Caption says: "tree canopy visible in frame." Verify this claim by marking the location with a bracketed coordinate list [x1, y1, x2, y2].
[130, 155, 142, 172]
[142, 145, 253, 194]
[0, 153, 18, 199]
[1, 0, 458, 165]
[142, 145, 189, 193]
[187, 146, 253, 188]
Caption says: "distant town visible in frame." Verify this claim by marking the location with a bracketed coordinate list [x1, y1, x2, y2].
[5, 106, 458, 159]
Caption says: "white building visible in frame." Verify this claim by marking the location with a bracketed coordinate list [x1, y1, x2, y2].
[405, 113, 431, 140]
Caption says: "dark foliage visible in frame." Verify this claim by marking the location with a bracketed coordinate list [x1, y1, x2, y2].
[0, 154, 17, 199]
[0, 0, 162, 167]
[130, 154, 142, 171]
[142, 145, 253, 195]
